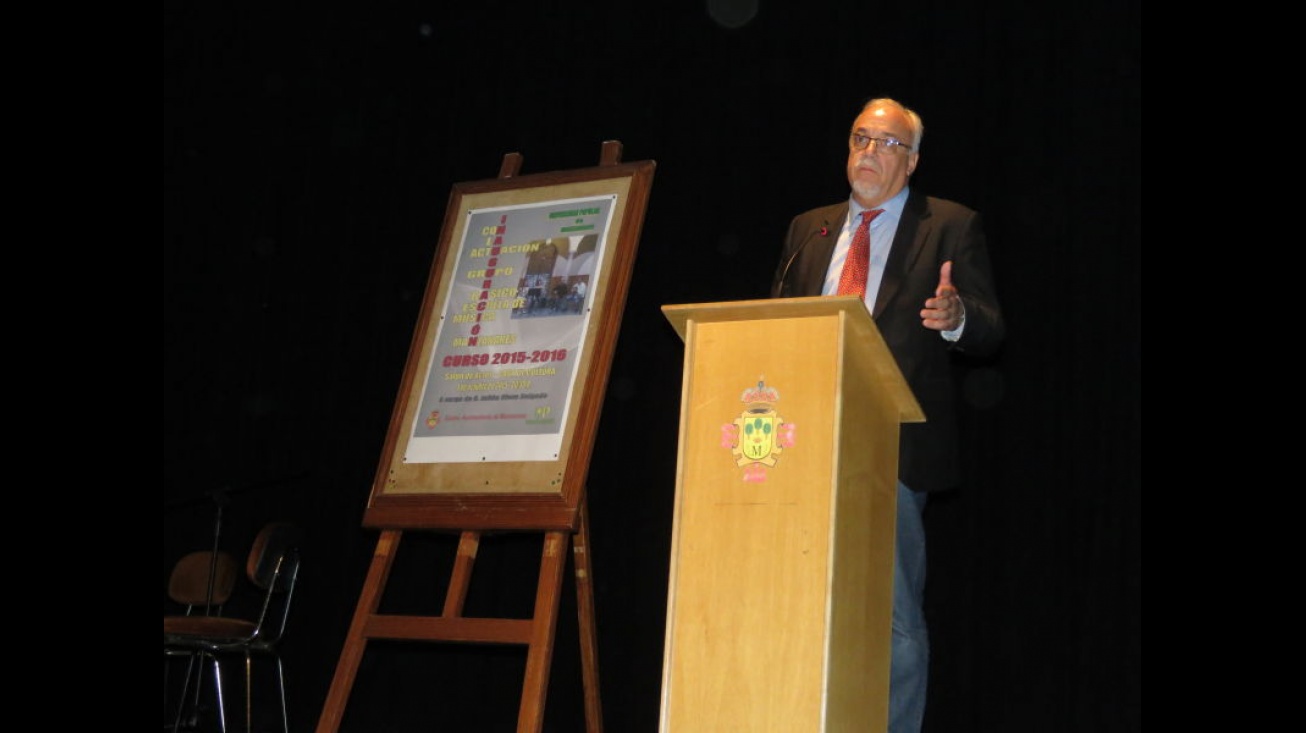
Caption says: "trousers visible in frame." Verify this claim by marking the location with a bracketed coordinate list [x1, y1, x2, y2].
[889, 482, 929, 733]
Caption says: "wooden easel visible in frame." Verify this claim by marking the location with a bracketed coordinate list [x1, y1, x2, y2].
[317, 142, 653, 732]
[314, 499, 603, 733]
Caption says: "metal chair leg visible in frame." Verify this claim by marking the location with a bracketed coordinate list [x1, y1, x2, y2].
[212, 655, 229, 733]
[169, 654, 199, 732]
[274, 655, 290, 733]
[244, 652, 253, 733]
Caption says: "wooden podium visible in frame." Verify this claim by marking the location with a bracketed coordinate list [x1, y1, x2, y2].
[658, 296, 924, 732]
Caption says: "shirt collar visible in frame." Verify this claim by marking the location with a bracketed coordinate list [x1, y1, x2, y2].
[850, 186, 909, 222]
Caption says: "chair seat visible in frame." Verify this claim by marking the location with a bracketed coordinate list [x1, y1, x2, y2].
[165, 616, 258, 638]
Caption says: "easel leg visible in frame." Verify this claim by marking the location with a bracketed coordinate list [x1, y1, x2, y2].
[574, 500, 604, 733]
[316, 529, 404, 733]
[517, 530, 568, 733]
[444, 531, 482, 616]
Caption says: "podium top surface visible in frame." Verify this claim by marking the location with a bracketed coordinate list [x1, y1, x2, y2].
[661, 295, 870, 337]
[662, 296, 924, 422]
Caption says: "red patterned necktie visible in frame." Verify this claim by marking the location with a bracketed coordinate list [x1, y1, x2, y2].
[836, 208, 883, 298]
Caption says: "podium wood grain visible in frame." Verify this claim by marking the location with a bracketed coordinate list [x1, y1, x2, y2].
[660, 297, 922, 732]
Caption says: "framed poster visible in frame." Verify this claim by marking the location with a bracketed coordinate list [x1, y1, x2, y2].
[363, 157, 655, 530]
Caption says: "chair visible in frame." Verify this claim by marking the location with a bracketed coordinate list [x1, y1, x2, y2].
[164, 522, 302, 733]
[164, 550, 239, 729]
[168, 550, 240, 615]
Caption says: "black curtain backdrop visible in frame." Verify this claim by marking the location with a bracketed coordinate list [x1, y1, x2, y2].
[164, 1, 1140, 731]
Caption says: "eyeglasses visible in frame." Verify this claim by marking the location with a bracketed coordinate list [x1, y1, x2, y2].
[849, 133, 913, 154]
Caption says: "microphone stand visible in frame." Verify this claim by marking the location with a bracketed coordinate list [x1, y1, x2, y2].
[204, 485, 230, 616]
[165, 470, 311, 614]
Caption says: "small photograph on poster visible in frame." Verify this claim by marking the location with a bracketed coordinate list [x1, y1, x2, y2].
[404, 195, 616, 463]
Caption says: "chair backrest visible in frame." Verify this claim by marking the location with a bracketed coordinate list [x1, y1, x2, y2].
[243, 521, 302, 647]
[167, 550, 239, 616]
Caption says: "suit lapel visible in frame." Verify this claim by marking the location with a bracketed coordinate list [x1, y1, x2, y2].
[794, 203, 847, 296]
[811, 202, 847, 280]
[873, 191, 930, 318]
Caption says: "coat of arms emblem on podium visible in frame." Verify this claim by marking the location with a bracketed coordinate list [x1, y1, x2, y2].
[720, 377, 797, 482]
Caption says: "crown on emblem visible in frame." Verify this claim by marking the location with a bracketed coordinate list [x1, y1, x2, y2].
[740, 377, 780, 414]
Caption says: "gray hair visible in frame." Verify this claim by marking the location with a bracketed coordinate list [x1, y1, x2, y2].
[861, 97, 924, 152]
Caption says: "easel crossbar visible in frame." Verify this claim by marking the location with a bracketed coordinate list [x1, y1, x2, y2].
[363, 615, 534, 644]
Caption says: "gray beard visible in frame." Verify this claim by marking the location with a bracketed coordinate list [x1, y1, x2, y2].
[852, 180, 883, 203]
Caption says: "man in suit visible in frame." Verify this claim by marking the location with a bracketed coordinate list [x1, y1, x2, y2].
[770, 97, 1005, 733]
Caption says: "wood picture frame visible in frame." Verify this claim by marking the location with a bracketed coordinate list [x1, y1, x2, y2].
[363, 155, 655, 530]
